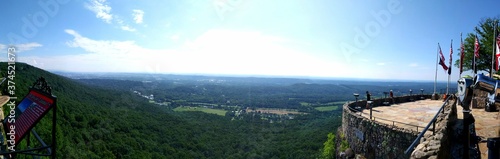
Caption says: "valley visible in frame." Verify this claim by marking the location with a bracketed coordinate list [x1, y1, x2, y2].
[0, 63, 455, 158]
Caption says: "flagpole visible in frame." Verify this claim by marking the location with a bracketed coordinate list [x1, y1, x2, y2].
[493, 21, 497, 77]
[434, 43, 439, 95]
[474, 50, 476, 77]
[460, 32, 463, 79]
[492, 22, 497, 78]
[496, 20, 499, 74]
[474, 31, 478, 77]
[447, 39, 452, 95]
[447, 74, 450, 94]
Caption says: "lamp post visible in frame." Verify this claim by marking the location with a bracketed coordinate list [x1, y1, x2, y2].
[353, 93, 359, 103]
[420, 89, 424, 99]
[409, 89, 413, 96]
[383, 92, 389, 105]
[353, 93, 360, 112]
[367, 100, 373, 120]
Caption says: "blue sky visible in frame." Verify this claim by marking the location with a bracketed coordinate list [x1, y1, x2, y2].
[0, 0, 499, 81]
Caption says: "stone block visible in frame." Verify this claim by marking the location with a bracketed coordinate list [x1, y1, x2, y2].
[412, 150, 426, 159]
[415, 143, 425, 150]
[427, 155, 438, 159]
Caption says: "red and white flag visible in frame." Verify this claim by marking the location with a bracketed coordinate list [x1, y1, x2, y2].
[439, 44, 448, 71]
[496, 33, 500, 71]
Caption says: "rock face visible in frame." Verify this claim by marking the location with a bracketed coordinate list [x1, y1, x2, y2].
[410, 99, 457, 159]
[341, 96, 431, 159]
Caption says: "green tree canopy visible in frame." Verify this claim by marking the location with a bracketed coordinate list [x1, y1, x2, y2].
[454, 17, 500, 74]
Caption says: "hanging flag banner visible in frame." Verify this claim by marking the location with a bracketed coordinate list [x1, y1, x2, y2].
[475, 36, 480, 58]
[496, 33, 500, 71]
[438, 44, 448, 71]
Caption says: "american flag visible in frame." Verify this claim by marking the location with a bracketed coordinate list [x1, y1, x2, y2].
[448, 40, 452, 75]
[474, 36, 480, 58]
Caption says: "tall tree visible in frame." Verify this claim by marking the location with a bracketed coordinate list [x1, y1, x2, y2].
[454, 17, 500, 74]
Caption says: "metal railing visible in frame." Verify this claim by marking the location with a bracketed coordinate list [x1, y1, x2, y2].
[347, 103, 426, 132]
[371, 116, 426, 132]
[346, 96, 431, 132]
[404, 95, 453, 155]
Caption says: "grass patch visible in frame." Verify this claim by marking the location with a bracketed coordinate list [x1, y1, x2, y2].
[174, 106, 227, 116]
[327, 101, 347, 105]
[300, 101, 346, 107]
[314, 106, 339, 111]
[300, 102, 311, 106]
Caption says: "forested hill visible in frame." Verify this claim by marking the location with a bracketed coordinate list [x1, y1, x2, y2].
[0, 63, 342, 158]
[0, 62, 190, 158]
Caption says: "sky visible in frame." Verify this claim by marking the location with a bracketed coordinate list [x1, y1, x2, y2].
[0, 0, 499, 81]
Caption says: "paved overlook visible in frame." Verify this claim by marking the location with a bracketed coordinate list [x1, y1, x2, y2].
[341, 95, 500, 159]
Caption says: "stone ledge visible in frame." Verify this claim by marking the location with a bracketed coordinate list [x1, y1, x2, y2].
[341, 96, 433, 159]
[410, 98, 457, 159]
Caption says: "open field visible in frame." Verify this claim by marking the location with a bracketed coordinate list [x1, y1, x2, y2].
[174, 106, 227, 116]
[314, 106, 339, 111]
[300, 101, 346, 107]
[246, 108, 306, 115]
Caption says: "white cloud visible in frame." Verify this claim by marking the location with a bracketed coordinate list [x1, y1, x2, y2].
[132, 9, 144, 24]
[115, 19, 136, 32]
[16, 43, 43, 52]
[376, 62, 385, 66]
[121, 25, 136, 32]
[64, 29, 141, 54]
[85, 0, 113, 23]
[0, 42, 43, 53]
[0, 43, 42, 62]
[84, 1, 140, 32]
[26, 29, 351, 78]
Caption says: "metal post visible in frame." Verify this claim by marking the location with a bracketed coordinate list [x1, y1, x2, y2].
[410, 89, 413, 101]
[420, 89, 424, 99]
[27, 132, 31, 149]
[492, 21, 497, 78]
[463, 109, 471, 159]
[433, 121, 436, 135]
[434, 44, 439, 95]
[354, 93, 359, 105]
[51, 102, 57, 159]
[370, 108, 372, 120]
[368, 101, 373, 120]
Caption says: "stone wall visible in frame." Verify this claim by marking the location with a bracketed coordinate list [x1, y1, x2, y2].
[341, 95, 431, 159]
[410, 98, 457, 159]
